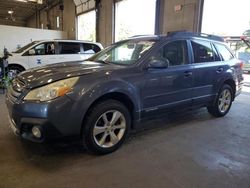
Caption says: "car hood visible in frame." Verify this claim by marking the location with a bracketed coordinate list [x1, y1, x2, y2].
[17, 61, 115, 89]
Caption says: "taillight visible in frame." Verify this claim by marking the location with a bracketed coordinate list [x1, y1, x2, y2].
[239, 61, 244, 69]
[240, 35, 246, 40]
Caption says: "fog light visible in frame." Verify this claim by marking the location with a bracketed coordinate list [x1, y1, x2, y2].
[32, 126, 42, 138]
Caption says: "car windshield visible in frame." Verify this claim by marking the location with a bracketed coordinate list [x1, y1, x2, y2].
[14, 41, 39, 53]
[89, 39, 156, 65]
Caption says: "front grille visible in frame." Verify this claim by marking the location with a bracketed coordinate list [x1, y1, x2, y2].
[8, 78, 26, 102]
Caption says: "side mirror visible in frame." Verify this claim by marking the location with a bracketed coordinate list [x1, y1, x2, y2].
[148, 59, 169, 69]
[28, 49, 35, 55]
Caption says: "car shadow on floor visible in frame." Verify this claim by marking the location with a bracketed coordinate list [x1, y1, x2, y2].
[16, 138, 98, 172]
[15, 108, 213, 170]
[130, 108, 213, 137]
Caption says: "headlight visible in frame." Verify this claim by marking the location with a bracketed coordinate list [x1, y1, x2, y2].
[24, 77, 79, 101]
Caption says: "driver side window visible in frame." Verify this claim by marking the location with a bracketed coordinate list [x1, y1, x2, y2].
[150, 40, 188, 66]
[29, 43, 55, 55]
[35, 44, 45, 55]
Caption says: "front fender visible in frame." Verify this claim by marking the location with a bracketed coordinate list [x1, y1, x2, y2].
[8, 61, 29, 70]
[66, 78, 141, 130]
[87, 79, 140, 109]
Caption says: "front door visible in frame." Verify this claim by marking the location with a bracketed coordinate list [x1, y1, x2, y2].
[141, 40, 193, 118]
[28, 42, 58, 68]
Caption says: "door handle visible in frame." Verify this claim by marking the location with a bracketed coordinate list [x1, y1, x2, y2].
[217, 67, 224, 73]
[184, 71, 193, 77]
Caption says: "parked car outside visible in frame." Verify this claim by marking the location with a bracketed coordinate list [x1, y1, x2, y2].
[224, 35, 250, 73]
[242, 59, 250, 73]
[7, 39, 103, 76]
[6, 31, 244, 154]
[237, 37, 250, 73]
[243, 29, 250, 37]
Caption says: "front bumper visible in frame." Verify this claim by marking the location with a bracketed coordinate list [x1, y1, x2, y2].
[6, 94, 84, 142]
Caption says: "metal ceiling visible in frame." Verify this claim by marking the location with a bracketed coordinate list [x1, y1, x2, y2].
[0, 0, 49, 25]
[73, 0, 95, 15]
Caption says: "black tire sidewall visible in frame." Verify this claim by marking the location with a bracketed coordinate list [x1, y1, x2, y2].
[8, 66, 24, 78]
[9, 66, 23, 73]
[83, 100, 131, 155]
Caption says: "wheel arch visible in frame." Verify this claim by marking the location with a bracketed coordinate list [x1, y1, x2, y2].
[223, 79, 236, 100]
[81, 92, 136, 135]
[8, 64, 26, 72]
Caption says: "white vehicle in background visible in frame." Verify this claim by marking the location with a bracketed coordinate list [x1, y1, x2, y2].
[7, 40, 103, 75]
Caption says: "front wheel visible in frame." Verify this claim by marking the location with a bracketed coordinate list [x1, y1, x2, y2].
[8, 65, 25, 79]
[82, 100, 131, 155]
[207, 84, 233, 117]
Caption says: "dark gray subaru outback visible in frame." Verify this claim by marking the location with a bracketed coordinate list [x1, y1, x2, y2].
[6, 32, 244, 154]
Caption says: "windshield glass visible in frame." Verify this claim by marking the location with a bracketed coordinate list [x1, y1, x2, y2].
[89, 39, 156, 65]
[14, 41, 39, 53]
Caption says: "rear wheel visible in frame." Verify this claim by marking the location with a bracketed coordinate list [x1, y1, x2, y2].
[207, 84, 233, 117]
[82, 100, 131, 155]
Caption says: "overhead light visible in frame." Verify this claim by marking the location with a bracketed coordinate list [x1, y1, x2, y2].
[15, 0, 28, 2]
[8, 10, 14, 14]
[15, 0, 43, 3]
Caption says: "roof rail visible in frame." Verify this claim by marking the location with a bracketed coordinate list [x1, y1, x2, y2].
[167, 31, 224, 42]
[129, 34, 157, 38]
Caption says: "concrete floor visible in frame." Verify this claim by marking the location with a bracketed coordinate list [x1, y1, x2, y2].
[0, 74, 250, 188]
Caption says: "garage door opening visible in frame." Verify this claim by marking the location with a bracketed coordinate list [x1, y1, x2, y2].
[77, 10, 96, 42]
[115, 0, 157, 42]
[202, 0, 250, 67]
[202, 0, 250, 36]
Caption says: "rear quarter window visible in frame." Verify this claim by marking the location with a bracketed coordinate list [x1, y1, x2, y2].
[214, 43, 234, 61]
[83, 43, 101, 54]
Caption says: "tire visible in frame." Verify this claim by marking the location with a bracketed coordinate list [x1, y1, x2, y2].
[207, 84, 233, 117]
[82, 99, 131, 155]
[8, 65, 25, 79]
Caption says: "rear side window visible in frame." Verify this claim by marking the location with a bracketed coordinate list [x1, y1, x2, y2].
[59, 42, 81, 54]
[83, 43, 101, 54]
[191, 40, 219, 63]
[214, 43, 234, 61]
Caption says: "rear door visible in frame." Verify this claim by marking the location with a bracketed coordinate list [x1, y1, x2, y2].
[141, 40, 193, 117]
[190, 39, 227, 106]
[58, 42, 82, 62]
[214, 42, 243, 94]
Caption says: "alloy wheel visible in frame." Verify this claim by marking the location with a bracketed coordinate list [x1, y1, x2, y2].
[218, 88, 232, 113]
[93, 110, 126, 148]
